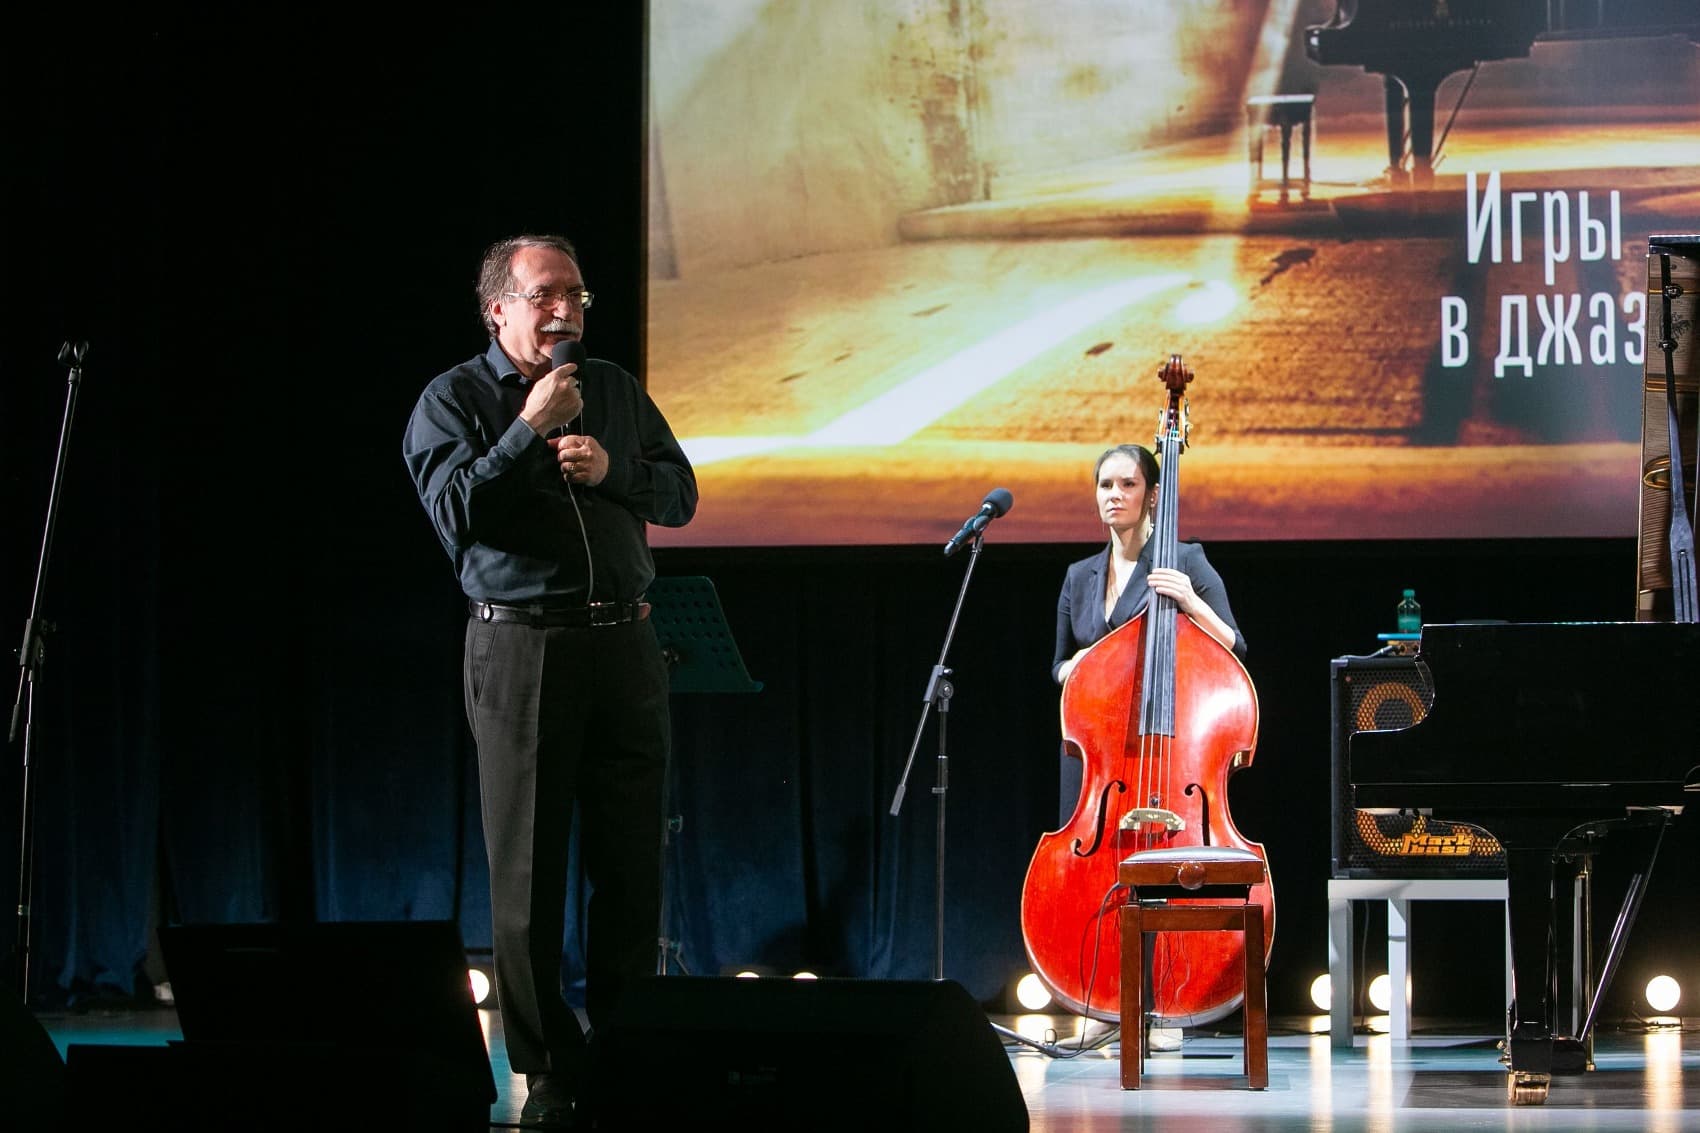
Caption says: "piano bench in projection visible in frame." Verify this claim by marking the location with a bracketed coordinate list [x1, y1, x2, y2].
[1326, 876, 1511, 1048]
[1119, 846, 1268, 1090]
[1244, 93, 1314, 201]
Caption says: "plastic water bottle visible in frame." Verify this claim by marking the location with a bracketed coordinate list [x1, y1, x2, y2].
[1396, 589, 1422, 634]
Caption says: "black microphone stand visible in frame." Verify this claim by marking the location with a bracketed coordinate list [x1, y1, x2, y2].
[10, 341, 87, 999]
[887, 529, 1069, 1056]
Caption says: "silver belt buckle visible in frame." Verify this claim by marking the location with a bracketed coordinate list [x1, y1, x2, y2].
[587, 601, 621, 627]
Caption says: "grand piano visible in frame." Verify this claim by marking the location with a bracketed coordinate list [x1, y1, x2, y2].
[1305, 1, 1700, 187]
[1351, 621, 1700, 1103]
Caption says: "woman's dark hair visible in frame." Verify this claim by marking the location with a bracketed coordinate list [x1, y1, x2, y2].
[1093, 443, 1159, 485]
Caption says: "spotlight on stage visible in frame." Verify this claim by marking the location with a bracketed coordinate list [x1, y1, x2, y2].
[467, 967, 492, 1006]
[1367, 973, 1392, 1014]
[1646, 974, 1682, 1014]
[734, 969, 762, 979]
[792, 971, 818, 980]
[1309, 973, 1332, 1012]
[1014, 973, 1053, 1012]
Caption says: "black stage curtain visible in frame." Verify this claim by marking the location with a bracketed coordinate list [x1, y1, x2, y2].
[4, 22, 1695, 1021]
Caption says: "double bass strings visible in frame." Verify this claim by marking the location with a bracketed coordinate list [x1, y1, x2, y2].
[1137, 395, 1186, 832]
[1136, 378, 1196, 1012]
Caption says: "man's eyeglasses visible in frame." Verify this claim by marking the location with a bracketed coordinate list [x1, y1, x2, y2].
[505, 287, 595, 310]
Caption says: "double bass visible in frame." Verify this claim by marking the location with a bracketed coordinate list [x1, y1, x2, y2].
[1019, 356, 1273, 1026]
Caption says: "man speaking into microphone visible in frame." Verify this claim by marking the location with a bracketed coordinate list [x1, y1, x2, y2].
[402, 234, 696, 1129]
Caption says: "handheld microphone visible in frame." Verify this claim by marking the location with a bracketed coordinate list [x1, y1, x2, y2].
[550, 340, 587, 434]
[943, 488, 1013, 556]
[550, 338, 586, 376]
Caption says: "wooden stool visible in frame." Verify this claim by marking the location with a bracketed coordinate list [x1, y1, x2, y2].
[1245, 93, 1315, 201]
[1118, 846, 1268, 1090]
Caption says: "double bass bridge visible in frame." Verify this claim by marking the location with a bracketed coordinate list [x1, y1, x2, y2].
[1120, 807, 1185, 833]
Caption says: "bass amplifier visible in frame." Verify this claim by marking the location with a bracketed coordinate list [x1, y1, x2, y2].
[1329, 654, 1506, 879]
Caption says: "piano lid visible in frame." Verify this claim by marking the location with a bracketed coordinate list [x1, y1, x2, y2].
[1307, 0, 1700, 72]
[1350, 621, 1700, 808]
[1306, 1, 1546, 72]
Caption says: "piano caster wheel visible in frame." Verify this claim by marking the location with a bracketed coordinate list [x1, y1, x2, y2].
[1507, 1071, 1550, 1106]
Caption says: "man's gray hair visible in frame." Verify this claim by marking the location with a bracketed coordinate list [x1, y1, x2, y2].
[476, 234, 579, 338]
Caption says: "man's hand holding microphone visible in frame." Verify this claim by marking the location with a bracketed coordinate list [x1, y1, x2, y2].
[525, 339, 609, 486]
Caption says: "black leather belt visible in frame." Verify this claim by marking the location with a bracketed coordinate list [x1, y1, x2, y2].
[469, 599, 651, 627]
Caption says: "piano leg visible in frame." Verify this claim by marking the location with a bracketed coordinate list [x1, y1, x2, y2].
[1376, 65, 1459, 189]
[1380, 76, 1406, 187]
[1404, 73, 1439, 190]
[1504, 844, 1557, 1105]
[1549, 850, 1594, 1076]
[1501, 812, 1674, 1105]
[1557, 853, 1594, 1073]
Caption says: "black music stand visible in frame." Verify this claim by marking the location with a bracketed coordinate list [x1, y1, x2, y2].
[647, 576, 762, 974]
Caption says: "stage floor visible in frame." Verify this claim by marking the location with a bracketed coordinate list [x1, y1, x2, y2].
[36, 1005, 1700, 1130]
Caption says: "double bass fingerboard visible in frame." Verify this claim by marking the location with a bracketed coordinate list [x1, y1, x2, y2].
[1138, 354, 1192, 739]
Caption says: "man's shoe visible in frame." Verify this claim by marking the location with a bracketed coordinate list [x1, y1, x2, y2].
[520, 1073, 576, 1129]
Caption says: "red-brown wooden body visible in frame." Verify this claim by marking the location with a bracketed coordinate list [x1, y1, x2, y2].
[1019, 606, 1271, 1024]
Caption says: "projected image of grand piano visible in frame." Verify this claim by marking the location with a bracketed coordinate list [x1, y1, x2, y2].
[1308, 0, 1700, 188]
[646, 2, 1699, 547]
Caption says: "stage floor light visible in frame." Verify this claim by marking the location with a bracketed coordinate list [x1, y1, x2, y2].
[1015, 973, 1053, 1012]
[1646, 974, 1681, 1014]
[1367, 973, 1392, 1014]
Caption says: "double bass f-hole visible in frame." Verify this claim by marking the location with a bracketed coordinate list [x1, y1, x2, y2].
[1072, 779, 1126, 856]
[1184, 781, 1212, 845]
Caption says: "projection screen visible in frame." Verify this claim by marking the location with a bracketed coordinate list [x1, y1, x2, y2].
[644, 0, 1700, 546]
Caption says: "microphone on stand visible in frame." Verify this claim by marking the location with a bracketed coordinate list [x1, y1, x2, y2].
[943, 488, 1014, 556]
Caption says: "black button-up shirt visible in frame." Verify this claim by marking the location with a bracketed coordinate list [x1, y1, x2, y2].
[403, 340, 697, 604]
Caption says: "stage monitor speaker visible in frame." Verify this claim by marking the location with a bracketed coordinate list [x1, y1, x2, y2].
[65, 921, 494, 1131]
[1, 993, 65, 1130]
[1329, 654, 1505, 879]
[584, 976, 1028, 1132]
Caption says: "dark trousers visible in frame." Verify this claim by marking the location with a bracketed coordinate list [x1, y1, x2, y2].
[463, 614, 669, 1078]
